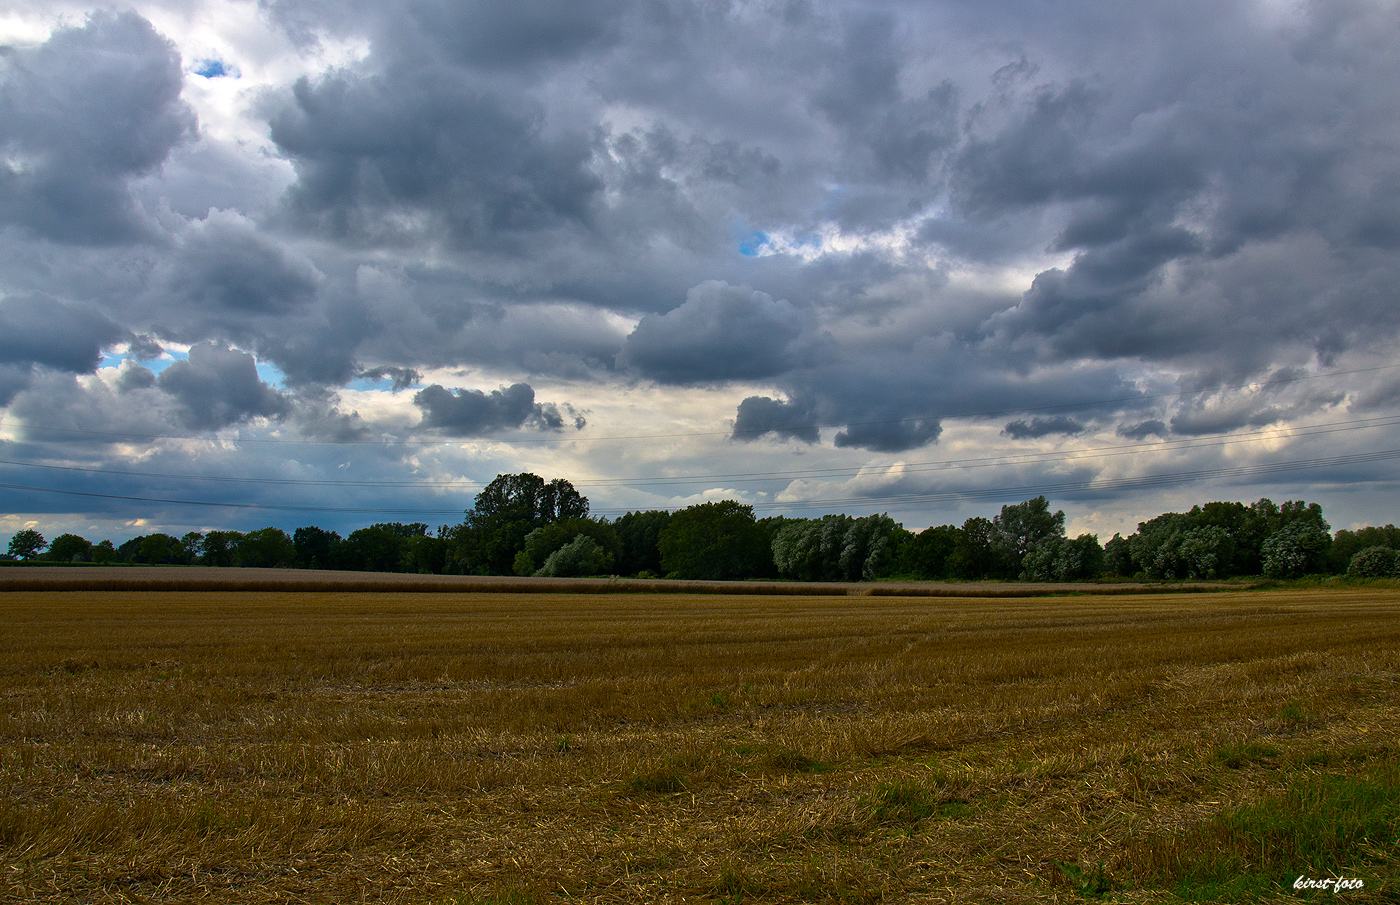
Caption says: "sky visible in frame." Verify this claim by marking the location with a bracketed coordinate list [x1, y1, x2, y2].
[2, 0, 1400, 545]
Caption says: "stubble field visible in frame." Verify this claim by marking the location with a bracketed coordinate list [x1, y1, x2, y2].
[0, 587, 1396, 903]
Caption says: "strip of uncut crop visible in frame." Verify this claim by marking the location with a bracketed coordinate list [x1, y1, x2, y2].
[0, 589, 1397, 903]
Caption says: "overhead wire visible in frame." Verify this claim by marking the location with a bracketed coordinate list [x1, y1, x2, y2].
[4, 447, 1399, 518]
[3, 362, 1399, 519]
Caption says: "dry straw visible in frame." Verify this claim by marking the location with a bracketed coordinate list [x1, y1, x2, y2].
[1, 587, 1396, 902]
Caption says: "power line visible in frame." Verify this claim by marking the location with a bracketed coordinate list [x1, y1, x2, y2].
[4, 447, 1398, 517]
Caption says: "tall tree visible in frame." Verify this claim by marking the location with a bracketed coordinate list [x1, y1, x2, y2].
[7, 529, 46, 560]
[613, 510, 673, 576]
[200, 530, 242, 567]
[293, 526, 344, 570]
[993, 496, 1065, 572]
[46, 533, 92, 563]
[454, 473, 589, 574]
[658, 500, 771, 580]
[948, 517, 1008, 579]
[895, 525, 959, 579]
[236, 528, 295, 568]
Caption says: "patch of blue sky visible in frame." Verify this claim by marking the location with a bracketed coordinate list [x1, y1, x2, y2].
[346, 375, 416, 393]
[738, 230, 771, 256]
[256, 361, 287, 388]
[192, 58, 237, 79]
[100, 350, 184, 376]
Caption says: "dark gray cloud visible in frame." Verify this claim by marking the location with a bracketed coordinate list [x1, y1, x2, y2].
[834, 417, 942, 453]
[0, 295, 125, 373]
[619, 281, 826, 384]
[413, 382, 579, 435]
[0, 364, 31, 406]
[0, 11, 194, 243]
[265, 62, 600, 248]
[1117, 420, 1168, 441]
[732, 395, 820, 444]
[359, 366, 421, 391]
[126, 334, 164, 361]
[156, 343, 291, 429]
[1003, 416, 1086, 439]
[398, 0, 627, 71]
[163, 213, 320, 317]
[1167, 384, 1347, 437]
[115, 363, 157, 392]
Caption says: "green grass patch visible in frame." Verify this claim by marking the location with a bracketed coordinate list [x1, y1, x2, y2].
[764, 747, 824, 773]
[628, 767, 688, 795]
[865, 779, 968, 827]
[1129, 764, 1399, 900]
[1054, 860, 1115, 899]
[1212, 740, 1281, 769]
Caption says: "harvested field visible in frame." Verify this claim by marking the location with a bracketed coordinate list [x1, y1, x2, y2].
[0, 588, 1396, 903]
[0, 565, 1233, 596]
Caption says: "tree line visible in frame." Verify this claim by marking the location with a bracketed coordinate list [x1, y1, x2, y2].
[7, 472, 1400, 581]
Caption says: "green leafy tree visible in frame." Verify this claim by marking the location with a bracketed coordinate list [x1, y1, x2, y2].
[1175, 526, 1233, 579]
[1058, 534, 1105, 580]
[235, 528, 295, 568]
[993, 496, 1065, 573]
[137, 533, 182, 565]
[1330, 525, 1400, 573]
[293, 526, 344, 570]
[515, 519, 618, 576]
[772, 515, 843, 581]
[179, 532, 204, 564]
[7, 528, 46, 560]
[948, 517, 1010, 579]
[1122, 498, 1332, 579]
[1020, 537, 1061, 582]
[1261, 522, 1331, 579]
[452, 473, 589, 574]
[1020, 534, 1103, 582]
[658, 500, 771, 580]
[46, 533, 92, 563]
[200, 530, 242, 566]
[91, 539, 116, 564]
[339, 523, 427, 572]
[1125, 512, 1195, 578]
[895, 525, 959, 579]
[1103, 533, 1131, 577]
[772, 513, 901, 582]
[613, 510, 673, 576]
[401, 534, 448, 574]
[117, 536, 144, 563]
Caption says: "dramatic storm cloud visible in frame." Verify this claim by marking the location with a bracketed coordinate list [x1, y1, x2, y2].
[619, 281, 825, 383]
[3, 0, 1400, 542]
[0, 10, 194, 243]
[413, 382, 579, 436]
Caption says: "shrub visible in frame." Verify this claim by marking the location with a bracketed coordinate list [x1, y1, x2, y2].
[534, 534, 609, 577]
[1347, 545, 1398, 578]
